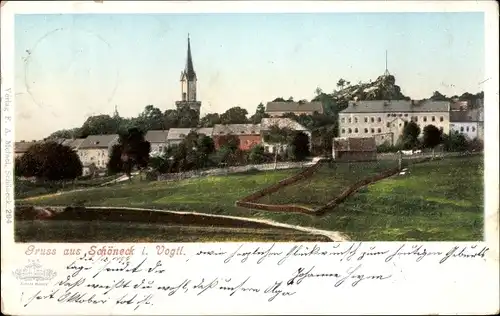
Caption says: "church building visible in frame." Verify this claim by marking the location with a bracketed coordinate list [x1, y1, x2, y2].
[175, 35, 202, 113]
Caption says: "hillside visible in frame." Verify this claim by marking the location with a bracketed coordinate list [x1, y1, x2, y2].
[332, 74, 410, 102]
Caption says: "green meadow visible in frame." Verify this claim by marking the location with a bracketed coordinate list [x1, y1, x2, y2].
[17, 155, 484, 241]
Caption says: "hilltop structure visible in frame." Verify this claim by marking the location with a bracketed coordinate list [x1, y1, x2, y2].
[175, 34, 201, 113]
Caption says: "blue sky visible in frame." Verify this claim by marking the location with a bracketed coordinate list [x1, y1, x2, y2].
[14, 12, 484, 141]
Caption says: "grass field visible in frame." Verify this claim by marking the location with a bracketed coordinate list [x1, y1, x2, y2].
[17, 155, 484, 241]
[15, 206, 331, 242]
[15, 174, 122, 199]
[256, 160, 399, 208]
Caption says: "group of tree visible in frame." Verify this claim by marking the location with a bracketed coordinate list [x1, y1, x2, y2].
[377, 121, 483, 154]
[15, 141, 83, 181]
[107, 127, 151, 179]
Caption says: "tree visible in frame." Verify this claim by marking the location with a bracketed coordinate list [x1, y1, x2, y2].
[400, 121, 421, 150]
[430, 91, 448, 101]
[263, 125, 294, 169]
[442, 131, 467, 152]
[422, 124, 442, 156]
[47, 127, 81, 140]
[336, 78, 346, 90]
[220, 107, 249, 124]
[248, 145, 266, 164]
[249, 103, 269, 124]
[107, 144, 124, 175]
[118, 127, 151, 179]
[138, 105, 165, 131]
[289, 131, 310, 161]
[177, 106, 200, 128]
[79, 115, 117, 137]
[200, 113, 222, 127]
[272, 97, 286, 102]
[217, 135, 240, 152]
[16, 141, 82, 181]
[314, 87, 323, 96]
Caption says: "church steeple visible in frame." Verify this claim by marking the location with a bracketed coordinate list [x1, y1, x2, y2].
[176, 34, 201, 113]
[184, 34, 197, 81]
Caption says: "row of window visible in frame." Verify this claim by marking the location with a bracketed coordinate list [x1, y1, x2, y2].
[458, 126, 476, 133]
[341, 125, 444, 135]
[341, 115, 445, 124]
[341, 128, 383, 134]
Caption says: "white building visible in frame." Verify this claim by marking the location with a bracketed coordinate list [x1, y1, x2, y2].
[166, 127, 213, 148]
[145, 130, 170, 157]
[449, 108, 483, 140]
[77, 134, 119, 170]
[338, 100, 450, 146]
[260, 117, 312, 153]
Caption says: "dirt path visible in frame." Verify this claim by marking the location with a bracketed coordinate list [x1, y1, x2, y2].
[35, 205, 350, 242]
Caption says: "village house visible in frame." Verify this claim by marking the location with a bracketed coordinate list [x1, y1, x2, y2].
[260, 117, 312, 154]
[14, 140, 39, 159]
[449, 108, 483, 140]
[61, 138, 85, 152]
[77, 134, 119, 171]
[265, 101, 324, 117]
[212, 124, 262, 151]
[166, 127, 213, 148]
[332, 137, 377, 162]
[338, 100, 451, 146]
[145, 130, 170, 157]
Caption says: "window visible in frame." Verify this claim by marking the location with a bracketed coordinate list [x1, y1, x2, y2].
[348, 118, 352, 123]
[377, 128, 381, 133]
[472, 127, 476, 132]
[423, 116, 427, 122]
[398, 114, 402, 117]
[371, 128, 375, 133]
[371, 117, 375, 123]
[440, 116, 444, 122]
[364, 117, 368, 123]
[341, 118, 345, 123]
[466, 126, 469, 132]
[386, 122, 390, 128]
[460, 127, 464, 132]
[377, 117, 381, 122]
[364, 128, 368, 133]
[354, 117, 358, 123]
[348, 128, 352, 134]
[382, 136, 385, 139]
[399, 123, 402, 127]
[386, 114, 390, 117]
[341, 129, 345, 134]
[355, 128, 359, 133]
[414, 117, 418, 122]
[432, 116, 435, 122]
[404, 114, 408, 117]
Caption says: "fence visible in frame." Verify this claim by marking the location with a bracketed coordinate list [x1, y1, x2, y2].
[156, 161, 313, 182]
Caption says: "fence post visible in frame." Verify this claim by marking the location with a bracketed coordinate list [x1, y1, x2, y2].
[398, 150, 402, 170]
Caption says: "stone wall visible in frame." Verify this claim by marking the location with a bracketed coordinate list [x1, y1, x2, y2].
[157, 161, 312, 182]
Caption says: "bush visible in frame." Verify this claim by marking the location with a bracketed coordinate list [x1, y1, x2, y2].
[377, 142, 401, 153]
[248, 145, 266, 164]
[16, 141, 82, 181]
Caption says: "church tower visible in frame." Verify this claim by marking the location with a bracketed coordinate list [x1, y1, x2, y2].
[175, 34, 201, 113]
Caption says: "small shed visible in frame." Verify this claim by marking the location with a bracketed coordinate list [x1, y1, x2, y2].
[332, 137, 377, 162]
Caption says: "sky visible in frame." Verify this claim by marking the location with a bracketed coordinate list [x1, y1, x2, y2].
[14, 12, 484, 141]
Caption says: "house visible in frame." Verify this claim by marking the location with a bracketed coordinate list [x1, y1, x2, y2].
[166, 127, 213, 148]
[14, 140, 39, 159]
[338, 100, 450, 146]
[77, 134, 119, 170]
[61, 138, 85, 151]
[332, 137, 377, 162]
[260, 117, 312, 154]
[145, 130, 170, 157]
[265, 101, 324, 117]
[212, 124, 261, 151]
[450, 108, 483, 140]
[450, 100, 469, 111]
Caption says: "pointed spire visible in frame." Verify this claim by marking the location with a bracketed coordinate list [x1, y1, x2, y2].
[184, 33, 196, 81]
[384, 50, 390, 76]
